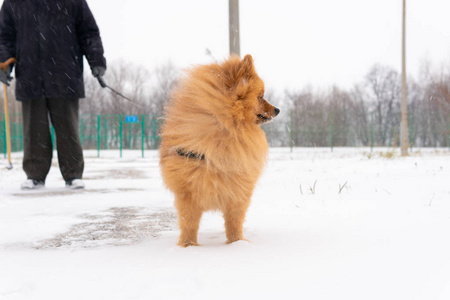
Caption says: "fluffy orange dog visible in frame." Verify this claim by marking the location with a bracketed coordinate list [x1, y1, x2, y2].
[159, 55, 279, 247]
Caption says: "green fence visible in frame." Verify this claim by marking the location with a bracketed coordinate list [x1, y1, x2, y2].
[262, 111, 450, 151]
[3, 112, 449, 158]
[0, 113, 23, 156]
[1, 114, 162, 158]
[79, 114, 162, 157]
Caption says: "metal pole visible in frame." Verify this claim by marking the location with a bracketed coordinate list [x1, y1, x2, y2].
[79, 116, 84, 147]
[141, 115, 145, 158]
[290, 111, 293, 152]
[330, 112, 334, 152]
[119, 115, 123, 158]
[152, 117, 157, 150]
[19, 121, 23, 152]
[97, 115, 100, 157]
[409, 112, 414, 150]
[104, 118, 108, 150]
[128, 122, 132, 150]
[229, 0, 240, 56]
[51, 125, 55, 151]
[11, 122, 15, 152]
[400, 0, 409, 156]
[371, 111, 374, 152]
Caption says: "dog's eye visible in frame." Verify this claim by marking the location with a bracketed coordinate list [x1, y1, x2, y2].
[259, 96, 264, 101]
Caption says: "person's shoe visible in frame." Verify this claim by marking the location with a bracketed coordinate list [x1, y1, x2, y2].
[65, 179, 85, 190]
[21, 179, 45, 190]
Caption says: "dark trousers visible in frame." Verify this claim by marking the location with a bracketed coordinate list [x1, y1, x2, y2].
[21, 98, 84, 182]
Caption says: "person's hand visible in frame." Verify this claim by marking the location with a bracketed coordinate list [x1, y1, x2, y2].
[0, 65, 12, 86]
[92, 66, 106, 78]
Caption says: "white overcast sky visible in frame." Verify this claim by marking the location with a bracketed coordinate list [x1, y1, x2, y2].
[2, 0, 450, 93]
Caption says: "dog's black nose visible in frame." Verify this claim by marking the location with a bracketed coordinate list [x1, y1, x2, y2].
[274, 108, 280, 116]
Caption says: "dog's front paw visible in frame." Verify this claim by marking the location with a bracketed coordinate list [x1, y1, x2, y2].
[178, 241, 200, 247]
[226, 238, 248, 244]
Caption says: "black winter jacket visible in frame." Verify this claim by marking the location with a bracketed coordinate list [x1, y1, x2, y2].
[0, 0, 106, 101]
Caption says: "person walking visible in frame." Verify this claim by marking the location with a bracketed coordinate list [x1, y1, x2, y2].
[0, 0, 106, 189]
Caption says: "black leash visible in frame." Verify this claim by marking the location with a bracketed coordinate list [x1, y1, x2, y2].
[96, 76, 144, 108]
[176, 148, 205, 160]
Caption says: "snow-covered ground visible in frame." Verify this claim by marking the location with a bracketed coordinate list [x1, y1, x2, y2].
[1, 148, 450, 300]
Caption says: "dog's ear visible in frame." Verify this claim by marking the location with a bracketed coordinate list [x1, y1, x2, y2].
[222, 54, 256, 91]
[238, 55, 255, 77]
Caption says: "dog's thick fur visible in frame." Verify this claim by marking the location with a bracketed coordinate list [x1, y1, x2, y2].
[159, 55, 279, 247]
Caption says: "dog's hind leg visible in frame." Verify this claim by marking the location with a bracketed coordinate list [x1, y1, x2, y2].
[175, 193, 203, 247]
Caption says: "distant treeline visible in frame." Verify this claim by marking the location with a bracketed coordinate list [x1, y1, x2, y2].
[2, 60, 450, 148]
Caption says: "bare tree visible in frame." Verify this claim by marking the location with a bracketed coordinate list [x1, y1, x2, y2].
[364, 64, 401, 146]
[327, 86, 355, 146]
[147, 61, 179, 115]
[350, 84, 370, 146]
[287, 88, 331, 147]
